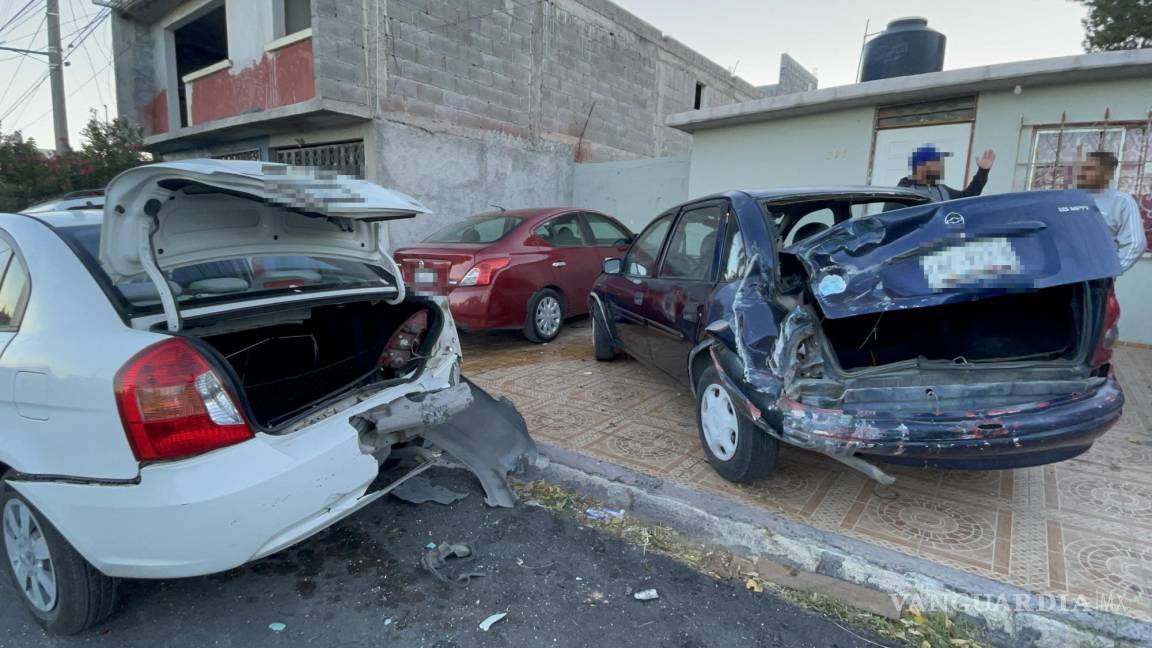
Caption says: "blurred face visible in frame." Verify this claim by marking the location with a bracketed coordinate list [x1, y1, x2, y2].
[1075, 158, 1113, 190]
[914, 159, 944, 184]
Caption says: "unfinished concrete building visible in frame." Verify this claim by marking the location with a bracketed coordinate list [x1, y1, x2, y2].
[103, 0, 814, 244]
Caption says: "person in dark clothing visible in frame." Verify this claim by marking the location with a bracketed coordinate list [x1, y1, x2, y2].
[891, 145, 997, 204]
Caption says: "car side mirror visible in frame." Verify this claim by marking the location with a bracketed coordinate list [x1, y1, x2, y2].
[602, 258, 623, 275]
[526, 234, 551, 247]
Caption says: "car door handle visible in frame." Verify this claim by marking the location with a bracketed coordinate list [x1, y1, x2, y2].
[552, 261, 567, 268]
[633, 292, 644, 305]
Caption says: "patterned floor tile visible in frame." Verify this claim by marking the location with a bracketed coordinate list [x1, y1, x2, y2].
[461, 325, 1152, 620]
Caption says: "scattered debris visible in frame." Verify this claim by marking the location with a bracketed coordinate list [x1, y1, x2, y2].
[584, 507, 625, 521]
[478, 612, 507, 631]
[745, 577, 764, 593]
[633, 589, 659, 601]
[425, 542, 437, 550]
[515, 557, 556, 570]
[383, 618, 393, 626]
[268, 622, 287, 632]
[421, 541, 486, 585]
[391, 476, 469, 505]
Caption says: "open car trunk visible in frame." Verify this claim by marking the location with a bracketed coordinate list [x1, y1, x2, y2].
[821, 282, 1084, 371]
[184, 298, 439, 429]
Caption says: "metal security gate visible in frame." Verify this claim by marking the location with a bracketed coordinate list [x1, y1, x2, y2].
[212, 149, 262, 161]
[274, 140, 365, 177]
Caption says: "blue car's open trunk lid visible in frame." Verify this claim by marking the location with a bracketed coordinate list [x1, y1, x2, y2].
[784, 189, 1122, 320]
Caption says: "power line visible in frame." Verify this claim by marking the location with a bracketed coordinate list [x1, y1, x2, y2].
[3, 11, 85, 44]
[66, 0, 104, 110]
[0, 13, 45, 112]
[2, 5, 109, 131]
[0, 0, 40, 40]
[12, 6, 115, 133]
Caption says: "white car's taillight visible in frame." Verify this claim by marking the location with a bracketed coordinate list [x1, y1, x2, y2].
[379, 310, 431, 369]
[114, 339, 253, 462]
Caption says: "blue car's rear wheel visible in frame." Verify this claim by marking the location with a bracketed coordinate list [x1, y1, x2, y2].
[695, 367, 778, 482]
[591, 305, 615, 361]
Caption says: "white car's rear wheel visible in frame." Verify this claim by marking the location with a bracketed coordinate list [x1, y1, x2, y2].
[0, 487, 118, 635]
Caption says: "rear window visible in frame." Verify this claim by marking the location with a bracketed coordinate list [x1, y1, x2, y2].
[58, 225, 393, 314]
[424, 215, 525, 244]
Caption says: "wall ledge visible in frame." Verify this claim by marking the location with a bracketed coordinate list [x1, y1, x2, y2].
[265, 28, 312, 53]
[182, 59, 232, 84]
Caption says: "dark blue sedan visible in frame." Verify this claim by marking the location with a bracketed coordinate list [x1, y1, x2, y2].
[589, 188, 1124, 483]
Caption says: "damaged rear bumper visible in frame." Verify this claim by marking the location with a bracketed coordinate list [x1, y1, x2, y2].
[768, 375, 1123, 471]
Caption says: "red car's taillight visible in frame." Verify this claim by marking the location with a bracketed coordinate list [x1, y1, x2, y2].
[459, 258, 511, 287]
[1091, 289, 1121, 368]
[114, 338, 253, 462]
[379, 310, 431, 369]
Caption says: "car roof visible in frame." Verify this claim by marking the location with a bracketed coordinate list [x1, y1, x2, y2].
[693, 186, 929, 203]
[467, 207, 589, 221]
[17, 209, 103, 228]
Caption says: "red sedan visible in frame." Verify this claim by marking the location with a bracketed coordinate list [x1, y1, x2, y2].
[394, 208, 632, 342]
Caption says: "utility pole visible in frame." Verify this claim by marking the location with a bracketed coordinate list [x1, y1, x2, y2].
[46, 0, 69, 153]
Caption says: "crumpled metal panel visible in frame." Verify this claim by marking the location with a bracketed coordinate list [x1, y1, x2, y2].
[784, 190, 1121, 319]
[419, 380, 538, 508]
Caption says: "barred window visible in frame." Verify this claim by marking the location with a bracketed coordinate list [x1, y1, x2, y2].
[274, 141, 365, 178]
[1027, 124, 1151, 253]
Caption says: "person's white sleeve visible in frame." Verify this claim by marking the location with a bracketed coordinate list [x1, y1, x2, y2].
[1115, 193, 1147, 272]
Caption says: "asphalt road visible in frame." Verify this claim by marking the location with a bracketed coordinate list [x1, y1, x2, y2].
[0, 469, 891, 647]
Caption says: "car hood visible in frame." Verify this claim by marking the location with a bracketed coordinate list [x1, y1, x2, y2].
[99, 160, 429, 281]
[784, 189, 1121, 319]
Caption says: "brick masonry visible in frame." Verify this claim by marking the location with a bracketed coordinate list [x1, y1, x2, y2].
[310, 0, 770, 162]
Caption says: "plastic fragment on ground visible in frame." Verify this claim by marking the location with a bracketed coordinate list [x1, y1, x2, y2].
[479, 612, 507, 631]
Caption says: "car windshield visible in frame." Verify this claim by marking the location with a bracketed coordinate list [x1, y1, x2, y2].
[423, 215, 525, 244]
[57, 225, 393, 314]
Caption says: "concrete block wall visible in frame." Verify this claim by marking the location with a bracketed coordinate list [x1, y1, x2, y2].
[372, 0, 762, 162]
[313, 0, 372, 109]
[110, 13, 159, 133]
[376, 119, 575, 248]
[379, 0, 537, 138]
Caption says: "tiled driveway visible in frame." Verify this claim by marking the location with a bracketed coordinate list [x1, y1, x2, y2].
[463, 320, 1152, 620]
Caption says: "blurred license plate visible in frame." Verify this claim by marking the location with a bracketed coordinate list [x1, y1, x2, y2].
[921, 237, 1021, 290]
[414, 269, 437, 284]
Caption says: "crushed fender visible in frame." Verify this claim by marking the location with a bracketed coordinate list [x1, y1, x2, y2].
[418, 379, 538, 508]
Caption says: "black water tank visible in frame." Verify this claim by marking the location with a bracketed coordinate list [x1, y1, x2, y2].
[860, 18, 946, 82]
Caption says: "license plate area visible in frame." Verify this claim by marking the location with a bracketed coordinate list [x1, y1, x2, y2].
[414, 269, 437, 284]
[921, 237, 1021, 290]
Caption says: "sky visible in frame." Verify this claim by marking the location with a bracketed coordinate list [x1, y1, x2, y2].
[0, 0, 1091, 149]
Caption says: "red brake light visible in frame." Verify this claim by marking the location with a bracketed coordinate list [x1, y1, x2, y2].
[1091, 289, 1121, 368]
[379, 310, 431, 369]
[114, 338, 253, 462]
[459, 258, 511, 287]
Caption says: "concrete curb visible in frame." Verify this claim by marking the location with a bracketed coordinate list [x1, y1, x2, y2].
[523, 441, 1152, 648]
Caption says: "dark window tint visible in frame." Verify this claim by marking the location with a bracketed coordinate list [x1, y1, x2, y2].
[661, 205, 722, 280]
[56, 225, 390, 313]
[720, 219, 747, 282]
[584, 214, 630, 245]
[534, 213, 587, 247]
[624, 214, 673, 277]
[0, 241, 29, 329]
[284, 0, 311, 33]
[424, 215, 526, 244]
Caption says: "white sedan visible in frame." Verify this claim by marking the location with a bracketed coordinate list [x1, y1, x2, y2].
[0, 160, 535, 634]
